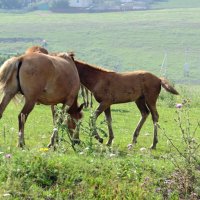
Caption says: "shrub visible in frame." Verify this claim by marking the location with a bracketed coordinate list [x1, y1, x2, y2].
[49, 0, 69, 12]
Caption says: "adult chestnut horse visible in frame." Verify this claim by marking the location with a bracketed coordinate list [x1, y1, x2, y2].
[0, 52, 82, 148]
[25, 46, 84, 143]
[72, 57, 179, 149]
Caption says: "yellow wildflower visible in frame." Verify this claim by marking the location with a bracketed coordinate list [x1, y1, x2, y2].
[39, 148, 49, 152]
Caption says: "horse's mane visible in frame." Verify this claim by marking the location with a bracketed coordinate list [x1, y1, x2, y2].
[25, 46, 48, 54]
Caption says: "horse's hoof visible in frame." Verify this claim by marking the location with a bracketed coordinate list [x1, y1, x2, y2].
[127, 144, 133, 150]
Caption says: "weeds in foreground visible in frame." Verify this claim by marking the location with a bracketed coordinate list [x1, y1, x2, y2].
[160, 100, 200, 199]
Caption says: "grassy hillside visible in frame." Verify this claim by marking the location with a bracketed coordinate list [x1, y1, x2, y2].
[0, 9, 200, 82]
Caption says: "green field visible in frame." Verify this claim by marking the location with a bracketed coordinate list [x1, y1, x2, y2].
[0, 8, 200, 82]
[0, 4, 200, 200]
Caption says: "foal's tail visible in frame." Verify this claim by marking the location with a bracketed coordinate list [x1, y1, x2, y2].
[160, 77, 179, 95]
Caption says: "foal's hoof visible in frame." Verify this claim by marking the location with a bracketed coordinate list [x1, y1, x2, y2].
[72, 139, 81, 145]
[127, 144, 133, 150]
[106, 142, 112, 146]
[17, 142, 25, 148]
[98, 138, 103, 144]
[150, 145, 156, 150]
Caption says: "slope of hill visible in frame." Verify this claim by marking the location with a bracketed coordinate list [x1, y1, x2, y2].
[0, 7, 200, 83]
[151, 0, 200, 9]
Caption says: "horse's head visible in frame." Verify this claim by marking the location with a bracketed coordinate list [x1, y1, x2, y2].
[66, 103, 84, 144]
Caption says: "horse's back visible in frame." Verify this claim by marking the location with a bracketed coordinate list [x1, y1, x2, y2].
[19, 53, 80, 105]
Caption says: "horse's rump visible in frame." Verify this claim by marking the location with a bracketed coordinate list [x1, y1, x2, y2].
[19, 53, 80, 105]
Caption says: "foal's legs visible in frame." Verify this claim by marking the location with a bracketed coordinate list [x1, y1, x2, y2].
[18, 100, 35, 148]
[132, 97, 150, 144]
[146, 98, 159, 149]
[92, 102, 109, 143]
[104, 107, 114, 146]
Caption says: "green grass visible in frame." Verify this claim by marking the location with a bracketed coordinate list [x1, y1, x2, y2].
[0, 9, 200, 82]
[0, 87, 200, 199]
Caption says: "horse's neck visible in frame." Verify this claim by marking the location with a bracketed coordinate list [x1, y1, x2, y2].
[75, 61, 103, 92]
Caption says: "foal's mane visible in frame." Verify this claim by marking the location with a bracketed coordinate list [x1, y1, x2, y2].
[53, 51, 113, 73]
[75, 60, 114, 73]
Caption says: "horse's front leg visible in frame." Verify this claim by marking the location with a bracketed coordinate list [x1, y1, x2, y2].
[18, 100, 35, 148]
[48, 105, 60, 148]
[92, 102, 109, 144]
[47, 127, 58, 148]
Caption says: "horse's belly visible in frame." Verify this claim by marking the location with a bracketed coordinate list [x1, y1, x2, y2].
[37, 92, 67, 105]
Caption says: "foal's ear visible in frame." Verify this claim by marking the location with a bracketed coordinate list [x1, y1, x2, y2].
[78, 103, 85, 112]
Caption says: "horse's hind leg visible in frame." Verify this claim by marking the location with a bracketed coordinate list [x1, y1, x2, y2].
[85, 88, 89, 107]
[90, 92, 93, 108]
[80, 85, 87, 108]
[104, 107, 114, 146]
[18, 100, 35, 148]
[132, 97, 150, 145]
[0, 93, 16, 119]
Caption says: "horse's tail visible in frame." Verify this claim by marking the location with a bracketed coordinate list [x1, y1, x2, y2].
[0, 56, 22, 94]
[160, 77, 179, 95]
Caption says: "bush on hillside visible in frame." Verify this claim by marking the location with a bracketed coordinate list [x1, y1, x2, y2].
[49, 0, 69, 12]
[0, 0, 28, 9]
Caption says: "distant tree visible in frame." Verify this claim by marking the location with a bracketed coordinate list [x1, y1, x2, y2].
[0, 0, 31, 9]
[49, 0, 69, 11]
[0, 0, 21, 9]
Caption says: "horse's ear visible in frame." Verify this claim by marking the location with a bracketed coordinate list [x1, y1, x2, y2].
[78, 103, 84, 112]
[67, 52, 75, 60]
